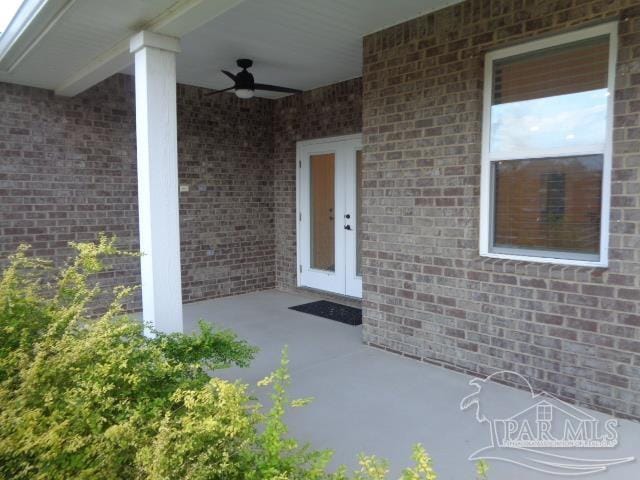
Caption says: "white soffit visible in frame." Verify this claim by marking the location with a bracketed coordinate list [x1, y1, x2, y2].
[0, 0, 462, 97]
[0, 0, 175, 89]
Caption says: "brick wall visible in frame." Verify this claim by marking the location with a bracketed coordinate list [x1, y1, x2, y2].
[362, 0, 640, 419]
[0, 74, 275, 309]
[177, 84, 275, 301]
[273, 78, 362, 290]
[0, 73, 360, 305]
[0, 76, 141, 310]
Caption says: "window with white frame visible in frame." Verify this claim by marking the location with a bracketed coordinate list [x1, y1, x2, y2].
[480, 23, 617, 266]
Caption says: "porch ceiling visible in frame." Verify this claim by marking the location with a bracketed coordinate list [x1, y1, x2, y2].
[0, 0, 461, 98]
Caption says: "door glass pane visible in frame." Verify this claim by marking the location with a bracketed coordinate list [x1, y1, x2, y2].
[356, 150, 363, 276]
[310, 153, 335, 271]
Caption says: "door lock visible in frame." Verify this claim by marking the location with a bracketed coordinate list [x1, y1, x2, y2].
[344, 225, 352, 230]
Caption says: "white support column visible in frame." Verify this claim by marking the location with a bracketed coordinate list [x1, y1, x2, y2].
[130, 31, 183, 334]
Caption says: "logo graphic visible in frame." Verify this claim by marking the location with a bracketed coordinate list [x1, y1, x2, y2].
[460, 371, 634, 476]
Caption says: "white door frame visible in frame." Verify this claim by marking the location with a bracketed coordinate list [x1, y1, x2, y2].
[296, 133, 363, 298]
[343, 140, 362, 298]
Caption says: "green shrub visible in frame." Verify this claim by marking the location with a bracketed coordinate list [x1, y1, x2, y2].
[0, 237, 485, 479]
[0, 236, 257, 479]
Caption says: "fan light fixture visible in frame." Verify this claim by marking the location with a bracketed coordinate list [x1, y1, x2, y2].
[207, 59, 302, 99]
[234, 88, 254, 99]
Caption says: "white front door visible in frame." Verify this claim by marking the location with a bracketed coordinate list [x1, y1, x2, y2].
[297, 135, 362, 298]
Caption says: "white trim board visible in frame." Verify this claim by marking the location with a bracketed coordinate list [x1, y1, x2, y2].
[0, 0, 74, 72]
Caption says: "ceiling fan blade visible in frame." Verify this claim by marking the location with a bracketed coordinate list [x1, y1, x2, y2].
[221, 70, 237, 82]
[254, 83, 302, 94]
[205, 86, 235, 96]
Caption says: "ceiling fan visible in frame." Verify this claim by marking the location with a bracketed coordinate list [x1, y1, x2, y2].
[207, 59, 302, 99]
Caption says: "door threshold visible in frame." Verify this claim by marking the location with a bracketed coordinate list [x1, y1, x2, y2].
[291, 286, 362, 308]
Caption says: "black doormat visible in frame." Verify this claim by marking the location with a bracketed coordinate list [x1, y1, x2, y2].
[289, 300, 362, 326]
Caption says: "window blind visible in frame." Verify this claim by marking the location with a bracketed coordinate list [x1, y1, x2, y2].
[493, 156, 602, 255]
[493, 36, 609, 105]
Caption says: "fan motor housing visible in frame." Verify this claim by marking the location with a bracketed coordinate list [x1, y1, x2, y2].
[235, 69, 254, 89]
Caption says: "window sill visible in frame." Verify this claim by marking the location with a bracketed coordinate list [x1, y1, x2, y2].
[470, 253, 609, 284]
[469, 255, 608, 284]
[479, 251, 608, 269]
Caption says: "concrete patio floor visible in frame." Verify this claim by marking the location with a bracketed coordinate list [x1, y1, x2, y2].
[182, 290, 640, 479]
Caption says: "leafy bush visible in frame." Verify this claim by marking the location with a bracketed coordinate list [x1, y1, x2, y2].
[0, 237, 486, 479]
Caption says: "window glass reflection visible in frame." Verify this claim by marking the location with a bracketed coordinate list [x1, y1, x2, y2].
[490, 89, 608, 155]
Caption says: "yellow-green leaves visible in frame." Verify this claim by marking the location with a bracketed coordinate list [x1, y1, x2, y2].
[399, 444, 437, 480]
[0, 237, 258, 480]
[476, 460, 489, 480]
[0, 237, 489, 480]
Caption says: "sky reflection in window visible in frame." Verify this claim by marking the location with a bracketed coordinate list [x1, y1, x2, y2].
[490, 89, 608, 155]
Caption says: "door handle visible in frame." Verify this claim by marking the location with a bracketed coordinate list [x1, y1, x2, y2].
[344, 225, 352, 230]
